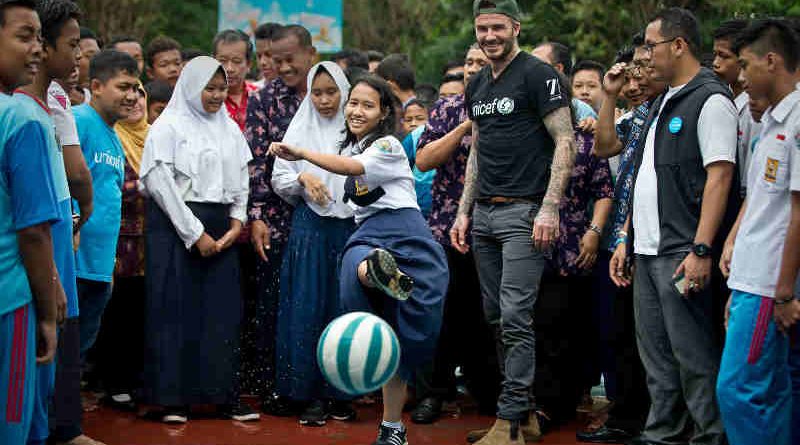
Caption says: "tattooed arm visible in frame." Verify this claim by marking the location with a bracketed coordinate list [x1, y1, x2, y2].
[450, 123, 479, 254]
[534, 106, 577, 250]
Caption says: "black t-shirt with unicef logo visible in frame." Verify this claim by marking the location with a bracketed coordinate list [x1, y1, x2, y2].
[466, 51, 568, 199]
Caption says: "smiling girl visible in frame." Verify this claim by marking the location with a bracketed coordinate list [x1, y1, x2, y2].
[270, 75, 448, 445]
[139, 56, 254, 423]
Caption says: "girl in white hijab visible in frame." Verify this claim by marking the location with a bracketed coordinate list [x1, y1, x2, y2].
[270, 61, 358, 426]
[138, 56, 256, 424]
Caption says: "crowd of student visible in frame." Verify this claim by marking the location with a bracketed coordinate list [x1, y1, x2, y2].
[1, 0, 799, 444]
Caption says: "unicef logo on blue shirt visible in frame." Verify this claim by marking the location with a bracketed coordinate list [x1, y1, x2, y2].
[497, 97, 515, 115]
[668, 117, 683, 134]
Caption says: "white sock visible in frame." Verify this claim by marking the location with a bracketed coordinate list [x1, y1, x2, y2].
[381, 420, 404, 431]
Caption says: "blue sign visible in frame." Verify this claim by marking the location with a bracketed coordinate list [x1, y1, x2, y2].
[218, 0, 342, 52]
[668, 116, 683, 134]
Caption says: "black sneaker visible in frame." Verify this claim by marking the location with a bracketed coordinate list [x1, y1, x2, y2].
[261, 393, 300, 417]
[162, 407, 189, 424]
[373, 424, 409, 445]
[298, 400, 328, 427]
[220, 402, 261, 422]
[365, 249, 413, 301]
[329, 400, 356, 421]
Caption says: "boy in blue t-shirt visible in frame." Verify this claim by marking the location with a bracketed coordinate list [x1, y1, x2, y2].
[0, 1, 63, 443]
[72, 51, 140, 360]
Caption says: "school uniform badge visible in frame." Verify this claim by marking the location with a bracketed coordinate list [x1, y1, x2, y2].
[764, 157, 780, 183]
[377, 139, 393, 153]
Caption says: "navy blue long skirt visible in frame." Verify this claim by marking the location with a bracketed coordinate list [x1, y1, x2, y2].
[275, 202, 355, 401]
[141, 200, 241, 407]
[339, 208, 449, 382]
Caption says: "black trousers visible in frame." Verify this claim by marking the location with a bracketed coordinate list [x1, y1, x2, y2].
[52, 318, 82, 442]
[415, 246, 500, 413]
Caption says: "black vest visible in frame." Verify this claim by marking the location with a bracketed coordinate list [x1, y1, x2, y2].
[631, 68, 733, 255]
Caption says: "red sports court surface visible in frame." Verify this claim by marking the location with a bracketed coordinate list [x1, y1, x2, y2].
[83, 403, 587, 445]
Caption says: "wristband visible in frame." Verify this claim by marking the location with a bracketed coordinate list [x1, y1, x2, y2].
[588, 224, 602, 236]
[614, 236, 627, 248]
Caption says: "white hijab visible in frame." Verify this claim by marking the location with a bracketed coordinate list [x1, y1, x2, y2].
[271, 61, 353, 218]
[141, 56, 251, 203]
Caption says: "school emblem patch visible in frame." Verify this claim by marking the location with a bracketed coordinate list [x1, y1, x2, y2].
[764, 157, 780, 183]
[497, 97, 515, 115]
[377, 139, 392, 153]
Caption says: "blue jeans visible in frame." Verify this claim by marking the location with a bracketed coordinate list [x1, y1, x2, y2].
[790, 324, 799, 445]
[77, 278, 113, 362]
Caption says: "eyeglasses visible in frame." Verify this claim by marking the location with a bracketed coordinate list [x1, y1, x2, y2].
[642, 37, 677, 53]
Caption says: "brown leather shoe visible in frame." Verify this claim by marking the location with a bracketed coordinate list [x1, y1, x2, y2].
[467, 413, 542, 443]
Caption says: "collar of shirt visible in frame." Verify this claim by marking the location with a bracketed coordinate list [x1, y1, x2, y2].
[764, 89, 800, 125]
[734, 91, 750, 114]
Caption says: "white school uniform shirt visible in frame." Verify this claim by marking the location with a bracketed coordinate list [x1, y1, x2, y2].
[728, 90, 800, 298]
[348, 135, 419, 225]
[735, 91, 756, 195]
[632, 86, 738, 255]
[140, 56, 252, 249]
[271, 62, 353, 219]
[47, 81, 80, 147]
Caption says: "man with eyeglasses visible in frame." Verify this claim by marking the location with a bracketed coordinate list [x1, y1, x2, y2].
[629, 7, 736, 445]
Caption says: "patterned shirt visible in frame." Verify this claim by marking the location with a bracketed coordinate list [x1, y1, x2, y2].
[607, 102, 651, 251]
[115, 160, 145, 277]
[245, 77, 301, 244]
[553, 130, 614, 276]
[226, 81, 259, 131]
[416, 94, 471, 247]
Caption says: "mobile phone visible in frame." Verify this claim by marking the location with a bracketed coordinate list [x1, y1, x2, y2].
[673, 273, 687, 294]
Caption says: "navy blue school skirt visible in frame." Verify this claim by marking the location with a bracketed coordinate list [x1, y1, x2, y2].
[339, 208, 449, 382]
[141, 200, 241, 407]
[275, 202, 355, 401]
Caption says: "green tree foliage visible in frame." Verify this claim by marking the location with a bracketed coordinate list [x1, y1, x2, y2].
[77, 0, 799, 84]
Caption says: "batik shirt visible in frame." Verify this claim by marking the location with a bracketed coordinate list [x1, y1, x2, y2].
[416, 94, 471, 247]
[245, 77, 301, 244]
[552, 130, 614, 276]
[607, 101, 651, 251]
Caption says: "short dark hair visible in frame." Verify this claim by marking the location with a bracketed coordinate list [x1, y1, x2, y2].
[441, 72, 465, 84]
[414, 83, 437, 106]
[254, 22, 282, 41]
[181, 48, 204, 62]
[332, 48, 369, 70]
[0, 0, 36, 26]
[344, 66, 369, 85]
[573, 60, 605, 81]
[89, 49, 139, 82]
[107, 35, 140, 50]
[146, 36, 181, 68]
[367, 50, 384, 63]
[340, 75, 398, 150]
[79, 26, 100, 46]
[540, 41, 572, 75]
[36, 0, 81, 48]
[650, 7, 701, 57]
[375, 54, 416, 91]
[144, 79, 173, 105]
[713, 19, 749, 43]
[212, 29, 252, 60]
[632, 31, 645, 48]
[404, 98, 429, 113]
[272, 24, 313, 48]
[441, 59, 463, 76]
[734, 19, 800, 72]
[614, 46, 634, 64]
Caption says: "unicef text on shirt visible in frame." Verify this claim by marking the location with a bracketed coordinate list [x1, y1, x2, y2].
[472, 97, 516, 117]
[94, 151, 125, 170]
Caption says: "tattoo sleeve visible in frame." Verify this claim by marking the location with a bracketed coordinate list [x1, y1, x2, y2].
[457, 123, 479, 216]
[542, 107, 577, 212]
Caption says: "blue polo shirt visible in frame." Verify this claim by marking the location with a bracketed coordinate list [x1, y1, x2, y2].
[15, 92, 79, 317]
[73, 104, 125, 283]
[0, 93, 60, 316]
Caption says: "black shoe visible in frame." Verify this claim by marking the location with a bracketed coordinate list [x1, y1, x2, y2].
[365, 249, 413, 301]
[372, 424, 409, 445]
[261, 393, 299, 417]
[298, 400, 328, 427]
[220, 402, 261, 422]
[577, 425, 634, 443]
[410, 397, 442, 424]
[102, 393, 136, 412]
[329, 401, 356, 421]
